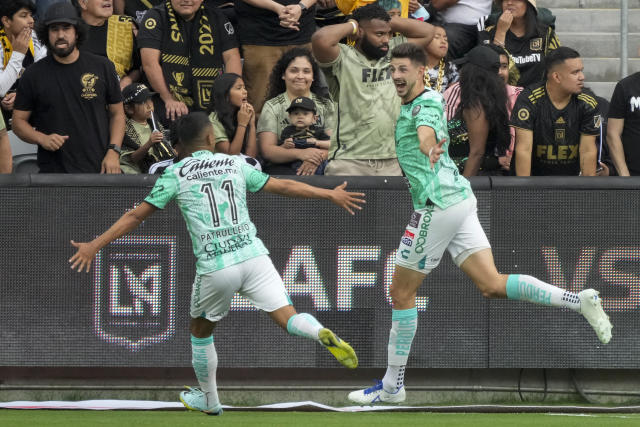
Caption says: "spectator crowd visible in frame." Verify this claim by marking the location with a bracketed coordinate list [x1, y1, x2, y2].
[0, 0, 638, 176]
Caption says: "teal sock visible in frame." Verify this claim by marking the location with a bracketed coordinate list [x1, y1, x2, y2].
[286, 313, 323, 341]
[506, 274, 580, 311]
[190, 335, 220, 405]
[382, 307, 418, 392]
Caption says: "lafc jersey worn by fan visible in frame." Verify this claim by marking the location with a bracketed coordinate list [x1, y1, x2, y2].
[479, 24, 560, 87]
[319, 36, 407, 160]
[395, 88, 471, 210]
[511, 83, 600, 176]
[145, 150, 270, 274]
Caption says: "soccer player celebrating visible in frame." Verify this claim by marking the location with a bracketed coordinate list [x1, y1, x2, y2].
[347, 43, 612, 405]
[69, 112, 363, 415]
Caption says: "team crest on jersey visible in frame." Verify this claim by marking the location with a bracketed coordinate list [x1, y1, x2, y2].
[93, 236, 177, 351]
[518, 108, 530, 121]
[80, 73, 98, 100]
[409, 212, 422, 228]
[530, 38, 543, 51]
[594, 115, 602, 128]
[412, 105, 421, 117]
[144, 17, 157, 29]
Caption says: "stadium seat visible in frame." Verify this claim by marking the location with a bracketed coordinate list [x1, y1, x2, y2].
[12, 154, 39, 174]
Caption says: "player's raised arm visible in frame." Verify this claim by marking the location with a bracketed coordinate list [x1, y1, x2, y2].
[262, 178, 365, 215]
[69, 202, 158, 272]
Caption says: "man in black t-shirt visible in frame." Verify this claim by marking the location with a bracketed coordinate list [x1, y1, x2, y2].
[236, 0, 317, 115]
[607, 72, 640, 176]
[511, 46, 599, 176]
[73, 0, 141, 90]
[12, 2, 125, 173]
[138, 0, 241, 123]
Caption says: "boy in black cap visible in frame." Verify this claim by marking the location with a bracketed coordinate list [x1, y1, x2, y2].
[120, 83, 175, 174]
[279, 96, 330, 174]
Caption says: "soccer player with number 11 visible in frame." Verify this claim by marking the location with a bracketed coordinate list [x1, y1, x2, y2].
[69, 112, 363, 416]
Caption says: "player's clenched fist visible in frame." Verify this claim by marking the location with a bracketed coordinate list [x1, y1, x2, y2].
[39, 133, 68, 151]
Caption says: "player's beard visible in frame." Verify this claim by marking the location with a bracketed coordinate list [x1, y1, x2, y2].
[360, 34, 388, 60]
[51, 38, 76, 58]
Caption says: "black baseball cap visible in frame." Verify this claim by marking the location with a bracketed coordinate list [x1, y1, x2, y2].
[122, 83, 156, 104]
[453, 45, 501, 72]
[286, 96, 316, 113]
[43, 1, 80, 26]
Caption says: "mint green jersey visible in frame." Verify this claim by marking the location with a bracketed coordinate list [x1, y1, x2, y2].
[395, 89, 472, 210]
[145, 150, 270, 274]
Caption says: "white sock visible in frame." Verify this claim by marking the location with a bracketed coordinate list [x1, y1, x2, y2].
[382, 308, 417, 392]
[286, 313, 323, 341]
[506, 274, 581, 311]
[191, 335, 220, 406]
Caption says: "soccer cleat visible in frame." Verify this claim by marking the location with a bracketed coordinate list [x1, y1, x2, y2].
[348, 380, 406, 405]
[318, 328, 358, 369]
[179, 386, 223, 415]
[579, 289, 612, 344]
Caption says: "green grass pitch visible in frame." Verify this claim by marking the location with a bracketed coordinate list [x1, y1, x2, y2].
[1, 411, 640, 426]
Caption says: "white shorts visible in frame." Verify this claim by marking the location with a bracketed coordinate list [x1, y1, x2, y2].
[395, 195, 491, 274]
[190, 255, 291, 322]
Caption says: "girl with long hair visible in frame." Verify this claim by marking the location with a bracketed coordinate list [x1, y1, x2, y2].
[444, 46, 510, 176]
[207, 73, 260, 166]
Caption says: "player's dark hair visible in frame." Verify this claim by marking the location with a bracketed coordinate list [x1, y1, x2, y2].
[352, 3, 390, 23]
[0, 0, 35, 21]
[265, 47, 326, 101]
[175, 112, 213, 148]
[35, 18, 88, 50]
[459, 62, 510, 156]
[208, 73, 247, 149]
[544, 46, 580, 79]
[391, 42, 427, 67]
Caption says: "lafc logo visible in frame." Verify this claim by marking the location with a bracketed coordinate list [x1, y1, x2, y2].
[80, 73, 98, 100]
[144, 17, 156, 29]
[93, 236, 177, 351]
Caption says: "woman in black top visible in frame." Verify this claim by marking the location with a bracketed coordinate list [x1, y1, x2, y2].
[478, 0, 560, 88]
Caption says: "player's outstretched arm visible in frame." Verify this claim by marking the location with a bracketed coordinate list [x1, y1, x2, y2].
[262, 178, 365, 215]
[68, 202, 158, 273]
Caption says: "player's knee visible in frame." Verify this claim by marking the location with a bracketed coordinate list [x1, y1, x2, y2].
[390, 284, 415, 307]
[190, 317, 215, 338]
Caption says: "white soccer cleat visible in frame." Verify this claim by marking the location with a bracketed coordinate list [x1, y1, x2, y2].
[179, 386, 223, 415]
[348, 380, 406, 405]
[579, 289, 612, 344]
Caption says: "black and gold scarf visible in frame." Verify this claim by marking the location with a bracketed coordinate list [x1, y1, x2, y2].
[0, 28, 34, 68]
[161, 0, 221, 111]
[122, 118, 175, 172]
[105, 15, 135, 78]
